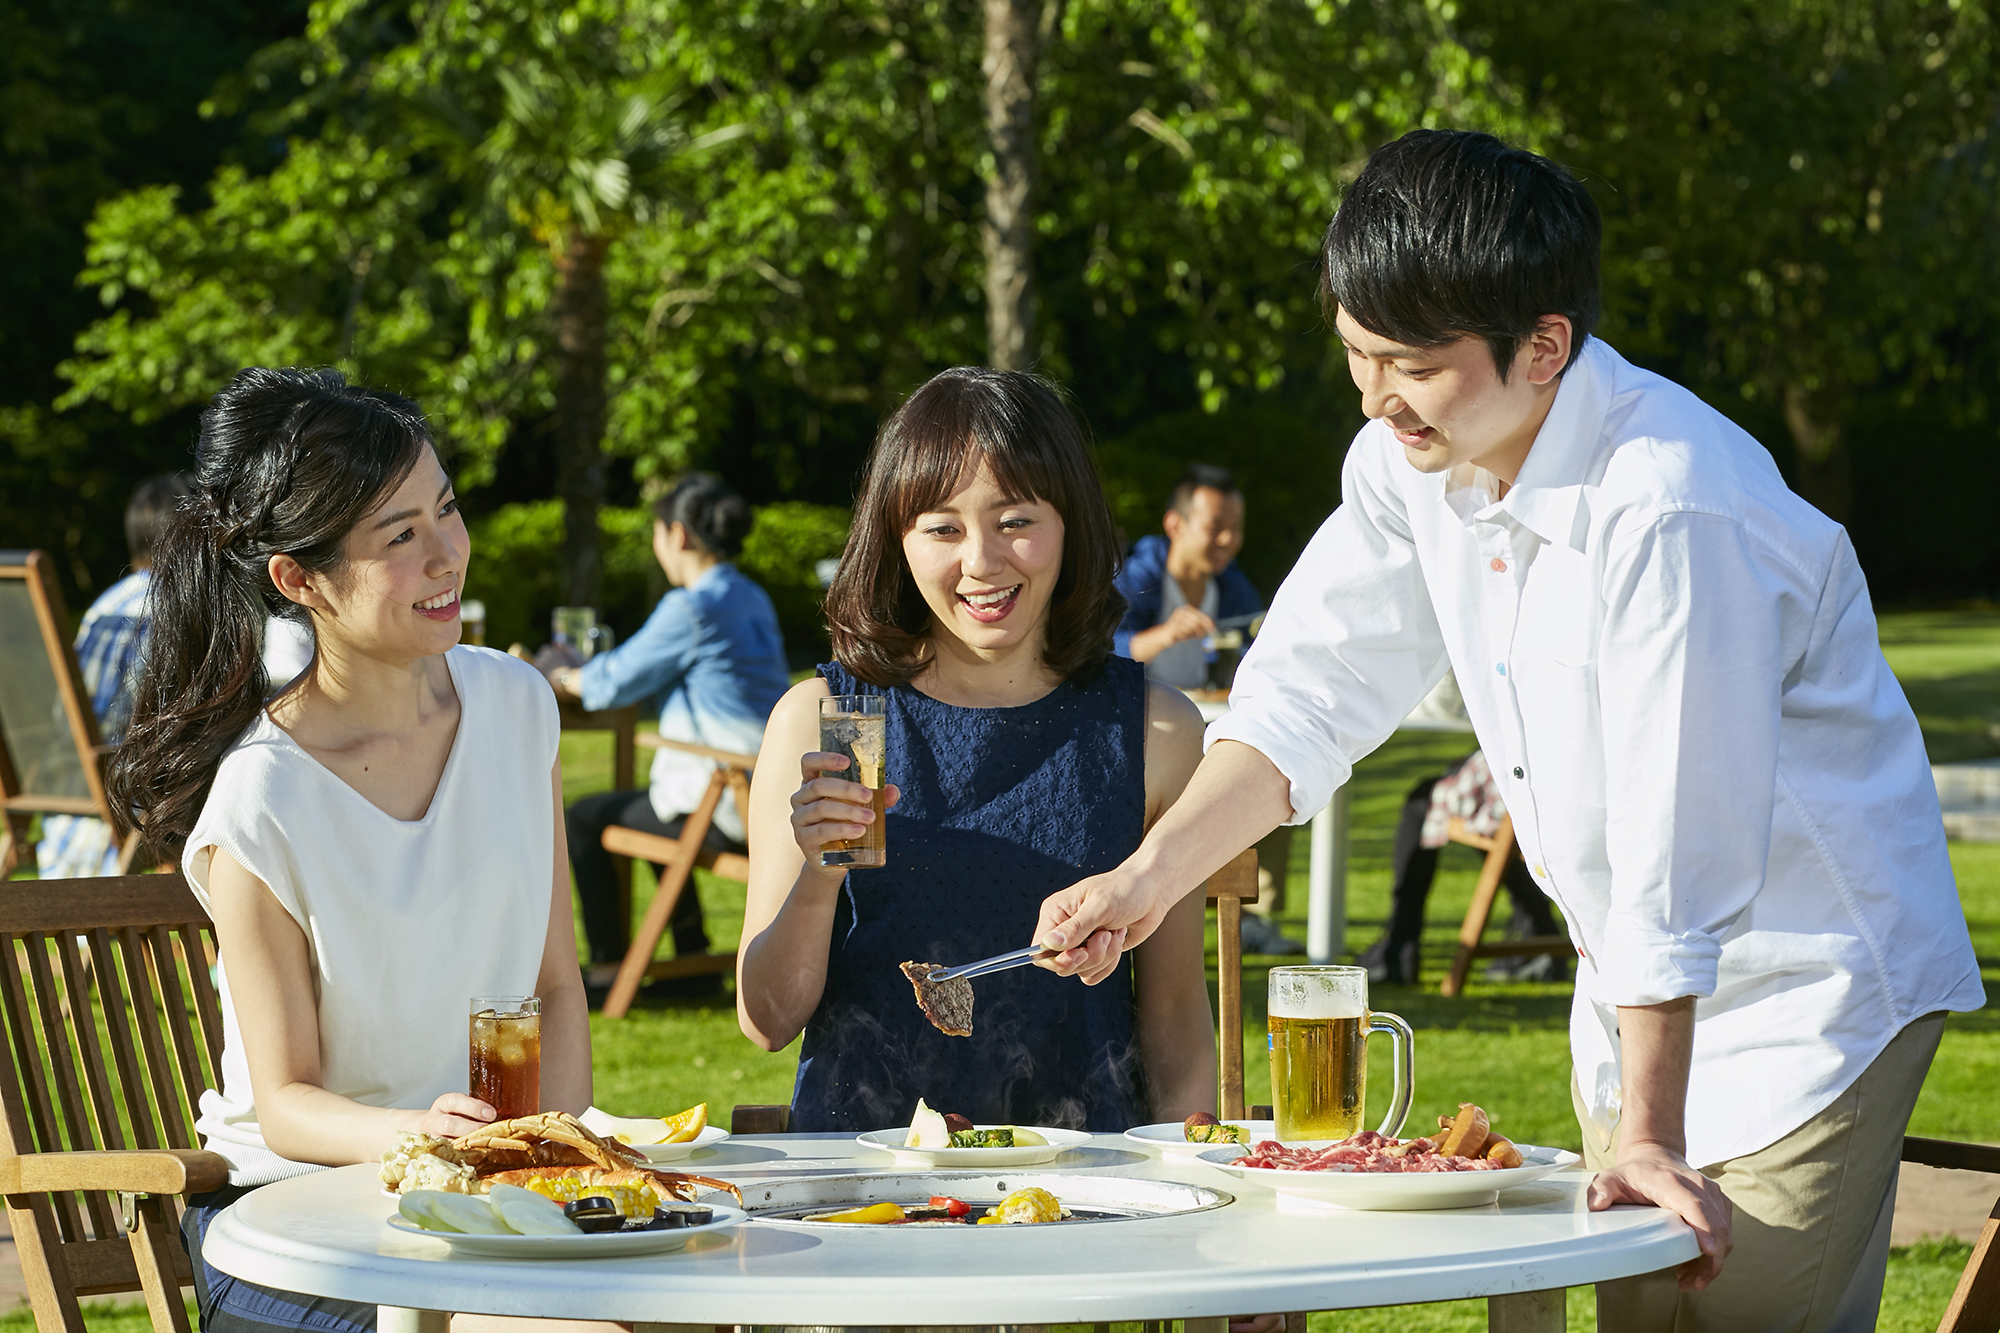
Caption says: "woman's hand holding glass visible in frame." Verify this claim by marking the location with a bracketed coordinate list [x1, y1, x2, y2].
[408, 1091, 497, 1139]
[790, 751, 901, 876]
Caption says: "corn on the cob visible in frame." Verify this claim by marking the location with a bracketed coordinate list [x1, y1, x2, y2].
[515, 1174, 659, 1217]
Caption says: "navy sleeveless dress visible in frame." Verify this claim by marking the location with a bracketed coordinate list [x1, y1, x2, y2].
[791, 658, 1150, 1133]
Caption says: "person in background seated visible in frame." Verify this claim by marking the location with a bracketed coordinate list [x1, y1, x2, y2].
[1112, 463, 1258, 689]
[1356, 749, 1567, 986]
[37, 472, 192, 878]
[1113, 464, 1300, 955]
[543, 474, 790, 1003]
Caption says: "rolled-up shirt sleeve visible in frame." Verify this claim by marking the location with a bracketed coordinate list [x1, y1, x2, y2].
[1591, 509, 1795, 1006]
[577, 590, 702, 713]
[1208, 435, 1449, 823]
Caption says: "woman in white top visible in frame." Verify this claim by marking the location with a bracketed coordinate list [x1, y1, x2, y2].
[111, 367, 590, 1333]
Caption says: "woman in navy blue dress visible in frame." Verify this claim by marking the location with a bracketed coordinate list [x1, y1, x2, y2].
[737, 368, 1214, 1132]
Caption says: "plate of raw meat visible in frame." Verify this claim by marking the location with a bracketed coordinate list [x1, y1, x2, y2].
[1195, 1132, 1580, 1211]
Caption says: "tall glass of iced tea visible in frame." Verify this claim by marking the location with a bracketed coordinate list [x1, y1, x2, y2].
[469, 995, 540, 1119]
[1267, 966, 1412, 1142]
[818, 695, 887, 869]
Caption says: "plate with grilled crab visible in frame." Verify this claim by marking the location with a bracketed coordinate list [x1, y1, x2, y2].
[379, 1110, 744, 1206]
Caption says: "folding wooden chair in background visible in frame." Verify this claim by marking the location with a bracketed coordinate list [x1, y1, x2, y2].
[1439, 813, 1569, 997]
[0, 551, 144, 877]
[597, 735, 754, 1019]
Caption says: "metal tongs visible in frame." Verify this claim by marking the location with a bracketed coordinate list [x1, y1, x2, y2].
[926, 942, 1059, 982]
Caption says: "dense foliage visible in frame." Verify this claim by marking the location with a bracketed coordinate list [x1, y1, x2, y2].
[7, 0, 2000, 636]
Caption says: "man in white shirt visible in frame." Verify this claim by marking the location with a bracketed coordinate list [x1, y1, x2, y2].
[1035, 130, 1984, 1330]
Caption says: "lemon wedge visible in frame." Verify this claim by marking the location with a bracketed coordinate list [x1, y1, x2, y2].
[581, 1103, 707, 1146]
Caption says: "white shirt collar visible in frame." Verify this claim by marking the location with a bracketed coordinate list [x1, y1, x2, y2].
[1488, 337, 1614, 551]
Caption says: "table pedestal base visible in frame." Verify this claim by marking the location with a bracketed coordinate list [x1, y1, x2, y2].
[379, 1309, 448, 1333]
[1488, 1287, 1565, 1331]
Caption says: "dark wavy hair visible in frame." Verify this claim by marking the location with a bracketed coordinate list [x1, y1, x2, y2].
[825, 367, 1124, 688]
[1321, 129, 1601, 379]
[653, 472, 753, 560]
[109, 367, 433, 863]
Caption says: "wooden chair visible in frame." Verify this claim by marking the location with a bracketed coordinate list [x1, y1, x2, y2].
[1204, 847, 1257, 1119]
[731, 846, 1263, 1132]
[1439, 814, 1570, 997]
[598, 735, 754, 1019]
[0, 551, 146, 876]
[0, 872, 229, 1333]
[1903, 1136, 2000, 1332]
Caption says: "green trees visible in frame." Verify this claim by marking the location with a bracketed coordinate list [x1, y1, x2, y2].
[27, 0, 2000, 624]
[51, 0, 1520, 585]
[1469, 0, 2000, 524]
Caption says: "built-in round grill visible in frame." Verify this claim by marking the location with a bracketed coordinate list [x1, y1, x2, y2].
[740, 1172, 1232, 1227]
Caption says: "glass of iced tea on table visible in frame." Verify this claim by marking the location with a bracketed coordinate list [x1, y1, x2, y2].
[1268, 965, 1413, 1142]
[469, 996, 540, 1119]
[818, 694, 887, 869]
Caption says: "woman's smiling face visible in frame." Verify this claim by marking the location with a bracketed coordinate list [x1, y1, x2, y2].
[314, 447, 470, 661]
[902, 456, 1065, 656]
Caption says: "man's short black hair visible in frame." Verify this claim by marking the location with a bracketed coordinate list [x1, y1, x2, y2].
[126, 473, 193, 564]
[1168, 463, 1240, 516]
[1321, 129, 1601, 380]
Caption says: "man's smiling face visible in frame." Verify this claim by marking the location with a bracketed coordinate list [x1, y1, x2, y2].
[1335, 306, 1570, 484]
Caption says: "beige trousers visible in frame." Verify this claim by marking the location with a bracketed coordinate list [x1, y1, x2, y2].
[1577, 1010, 1945, 1333]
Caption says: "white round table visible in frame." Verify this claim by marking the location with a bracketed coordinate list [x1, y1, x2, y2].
[203, 1134, 1696, 1331]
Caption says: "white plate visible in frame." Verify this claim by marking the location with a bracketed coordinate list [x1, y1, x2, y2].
[1196, 1143, 1580, 1211]
[855, 1126, 1091, 1167]
[1124, 1121, 1275, 1160]
[632, 1126, 730, 1162]
[385, 1203, 745, 1258]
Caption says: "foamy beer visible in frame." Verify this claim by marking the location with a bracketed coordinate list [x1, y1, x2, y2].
[1268, 965, 1413, 1142]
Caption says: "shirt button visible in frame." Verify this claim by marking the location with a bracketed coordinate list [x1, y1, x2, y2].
[1495, 663, 1507, 677]
[1489, 557, 1507, 573]
[1512, 767, 1524, 779]
[1532, 864, 1545, 877]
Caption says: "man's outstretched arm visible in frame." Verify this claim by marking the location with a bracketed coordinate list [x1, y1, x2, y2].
[1035, 740, 1294, 983]
[1586, 996, 1734, 1287]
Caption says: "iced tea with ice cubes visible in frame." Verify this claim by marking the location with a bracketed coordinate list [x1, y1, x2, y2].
[469, 996, 540, 1119]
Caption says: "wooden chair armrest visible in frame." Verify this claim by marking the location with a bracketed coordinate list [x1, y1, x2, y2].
[731, 1104, 791, 1135]
[0, 1148, 229, 1196]
[638, 735, 758, 770]
[1903, 1136, 2000, 1174]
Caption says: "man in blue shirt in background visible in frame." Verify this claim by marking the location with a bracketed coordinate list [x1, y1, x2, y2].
[38, 473, 191, 877]
[1113, 463, 1300, 953]
[1113, 463, 1261, 688]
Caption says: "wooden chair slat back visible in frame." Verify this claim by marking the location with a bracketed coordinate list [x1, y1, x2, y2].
[59, 931, 131, 1152]
[0, 933, 90, 1242]
[177, 924, 227, 1076]
[0, 876, 220, 1245]
[149, 927, 209, 1146]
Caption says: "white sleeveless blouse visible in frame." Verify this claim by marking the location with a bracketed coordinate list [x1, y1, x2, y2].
[183, 646, 559, 1185]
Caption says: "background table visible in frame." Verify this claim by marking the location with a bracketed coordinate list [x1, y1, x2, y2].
[205, 1133, 1696, 1331]
[557, 699, 640, 924]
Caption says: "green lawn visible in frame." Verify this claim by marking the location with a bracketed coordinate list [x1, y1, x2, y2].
[13, 610, 1997, 1328]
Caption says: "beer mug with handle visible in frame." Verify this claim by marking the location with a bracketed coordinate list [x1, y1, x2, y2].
[1267, 965, 1414, 1142]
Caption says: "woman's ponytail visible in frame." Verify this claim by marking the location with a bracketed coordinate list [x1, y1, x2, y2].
[653, 472, 753, 561]
[109, 367, 432, 864]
